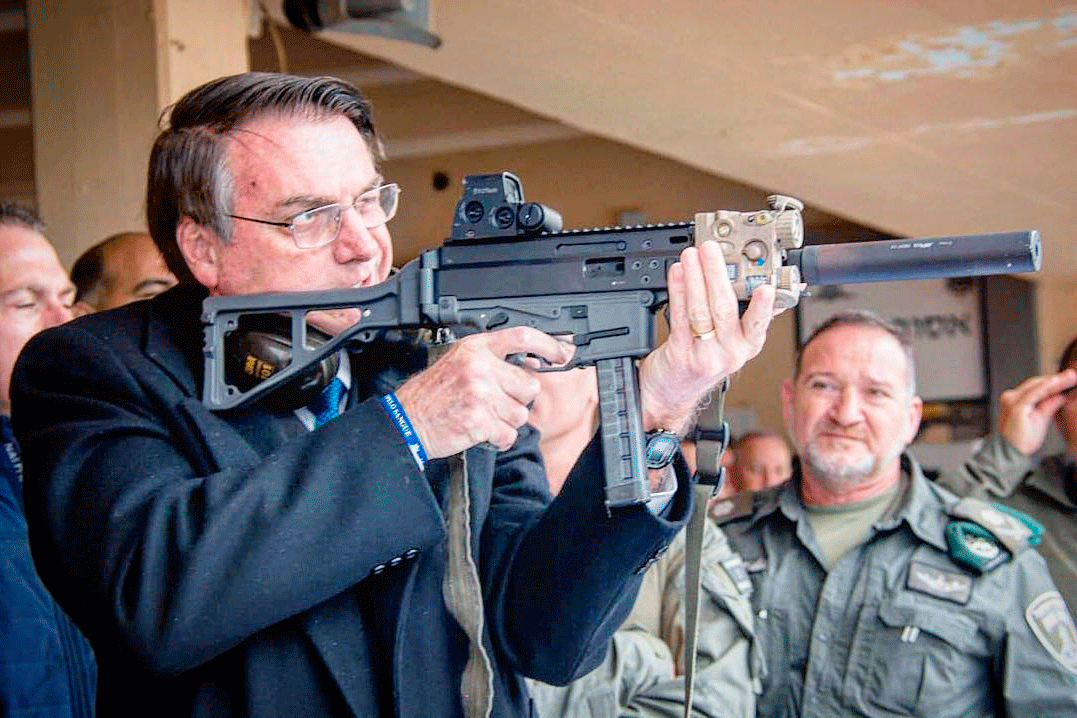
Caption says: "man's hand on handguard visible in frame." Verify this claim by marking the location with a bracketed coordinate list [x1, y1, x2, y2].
[998, 367, 1077, 455]
[640, 241, 775, 435]
[395, 327, 575, 459]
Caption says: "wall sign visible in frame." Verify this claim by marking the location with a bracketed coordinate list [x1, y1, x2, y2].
[797, 278, 985, 401]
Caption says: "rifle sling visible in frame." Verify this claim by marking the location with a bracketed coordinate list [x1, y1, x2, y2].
[682, 380, 729, 718]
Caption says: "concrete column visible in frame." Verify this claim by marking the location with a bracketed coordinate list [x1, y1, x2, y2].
[26, 0, 249, 266]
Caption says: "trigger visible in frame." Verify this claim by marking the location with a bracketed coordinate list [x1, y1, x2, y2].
[506, 353, 571, 372]
[506, 352, 552, 369]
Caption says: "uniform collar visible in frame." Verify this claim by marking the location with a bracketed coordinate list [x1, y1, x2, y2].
[744, 476, 793, 527]
[772, 453, 950, 553]
[874, 454, 950, 552]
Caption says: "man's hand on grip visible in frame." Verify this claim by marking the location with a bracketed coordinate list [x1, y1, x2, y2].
[395, 327, 574, 459]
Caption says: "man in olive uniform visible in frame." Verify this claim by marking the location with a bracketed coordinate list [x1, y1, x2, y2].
[527, 514, 761, 718]
[716, 309, 1077, 717]
[526, 371, 761, 718]
[937, 337, 1077, 617]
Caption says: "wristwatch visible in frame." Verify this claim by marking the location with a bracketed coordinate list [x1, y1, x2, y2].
[645, 430, 681, 470]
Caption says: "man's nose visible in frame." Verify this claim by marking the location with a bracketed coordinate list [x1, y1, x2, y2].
[830, 387, 862, 425]
[46, 299, 74, 326]
[333, 206, 381, 262]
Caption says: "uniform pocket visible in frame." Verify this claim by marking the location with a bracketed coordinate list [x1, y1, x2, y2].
[843, 599, 992, 717]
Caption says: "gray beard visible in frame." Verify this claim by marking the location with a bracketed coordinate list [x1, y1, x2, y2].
[801, 441, 877, 488]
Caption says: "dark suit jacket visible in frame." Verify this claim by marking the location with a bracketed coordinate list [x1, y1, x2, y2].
[11, 286, 690, 717]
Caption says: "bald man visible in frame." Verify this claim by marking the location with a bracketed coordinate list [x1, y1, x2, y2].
[726, 430, 793, 495]
[70, 231, 176, 315]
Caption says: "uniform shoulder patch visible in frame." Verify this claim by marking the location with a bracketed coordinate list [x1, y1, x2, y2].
[708, 490, 756, 524]
[906, 560, 973, 605]
[948, 497, 1043, 555]
[945, 520, 1010, 573]
[718, 554, 754, 596]
[1026, 591, 1077, 675]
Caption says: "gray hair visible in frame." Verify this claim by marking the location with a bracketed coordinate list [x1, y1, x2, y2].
[146, 72, 383, 285]
[796, 309, 917, 393]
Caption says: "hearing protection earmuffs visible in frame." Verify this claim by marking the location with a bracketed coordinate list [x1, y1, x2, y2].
[224, 313, 340, 410]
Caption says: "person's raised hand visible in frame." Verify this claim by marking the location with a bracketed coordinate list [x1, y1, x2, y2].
[998, 368, 1077, 455]
[639, 240, 775, 434]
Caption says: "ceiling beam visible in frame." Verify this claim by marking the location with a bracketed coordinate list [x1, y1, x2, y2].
[386, 121, 585, 158]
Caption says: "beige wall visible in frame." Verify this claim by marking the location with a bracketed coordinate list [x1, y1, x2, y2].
[24, 0, 249, 267]
[26, 0, 160, 264]
[382, 135, 792, 264]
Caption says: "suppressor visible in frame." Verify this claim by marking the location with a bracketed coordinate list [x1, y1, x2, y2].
[789, 231, 1041, 285]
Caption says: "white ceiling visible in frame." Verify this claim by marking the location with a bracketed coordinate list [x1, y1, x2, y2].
[267, 1, 1077, 279]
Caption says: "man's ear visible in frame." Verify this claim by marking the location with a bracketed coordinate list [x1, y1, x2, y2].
[176, 217, 219, 290]
[71, 300, 96, 318]
[781, 377, 795, 433]
[904, 395, 924, 445]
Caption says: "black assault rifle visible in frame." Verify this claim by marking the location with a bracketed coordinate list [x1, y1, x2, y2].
[202, 171, 1041, 508]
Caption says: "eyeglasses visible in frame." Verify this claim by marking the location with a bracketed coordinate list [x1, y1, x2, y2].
[228, 183, 400, 249]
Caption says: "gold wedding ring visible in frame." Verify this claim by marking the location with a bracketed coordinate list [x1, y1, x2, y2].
[693, 329, 717, 341]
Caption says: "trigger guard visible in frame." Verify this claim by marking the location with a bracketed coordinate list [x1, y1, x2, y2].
[506, 352, 583, 372]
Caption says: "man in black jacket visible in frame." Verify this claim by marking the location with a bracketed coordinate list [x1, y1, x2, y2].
[11, 73, 775, 717]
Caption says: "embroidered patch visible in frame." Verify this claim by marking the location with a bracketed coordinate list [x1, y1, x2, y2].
[710, 499, 735, 518]
[946, 520, 1011, 573]
[906, 560, 973, 605]
[2, 442, 21, 484]
[950, 497, 1032, 554]
[1026, 591, 1077, 675]
[975, 505, 1030, 546]
[720, 555, 754, 595]
[964, 534, 1001, 560]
